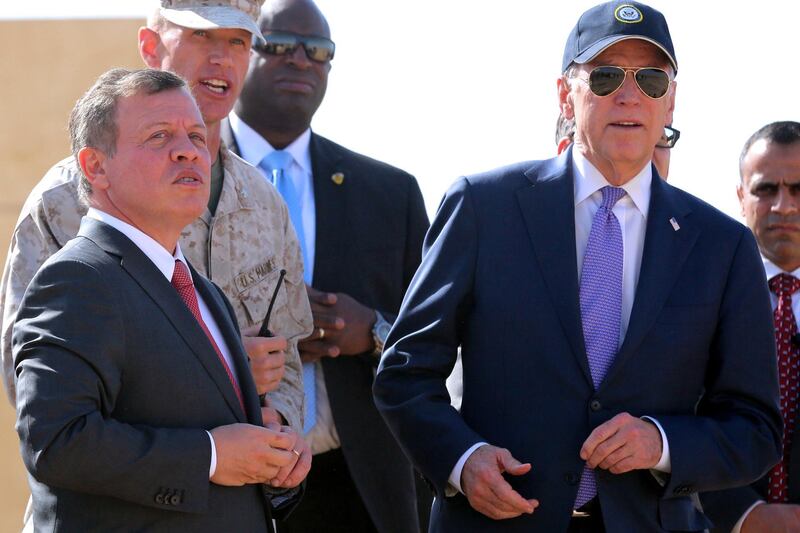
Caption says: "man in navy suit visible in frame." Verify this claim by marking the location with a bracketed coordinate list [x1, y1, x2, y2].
[374, 2, 782, 532]
[14, 68, 305, 532]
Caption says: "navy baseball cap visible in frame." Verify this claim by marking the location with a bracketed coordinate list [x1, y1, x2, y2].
[562, 2, 677, 74]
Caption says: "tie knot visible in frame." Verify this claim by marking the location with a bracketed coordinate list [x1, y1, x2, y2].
[262, 150, 293, 173]
[770, 273, 800, 297]
[601, 186, 626, 210]
[171, 260, 193, 291]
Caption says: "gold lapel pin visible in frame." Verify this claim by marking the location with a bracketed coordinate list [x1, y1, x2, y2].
[331, 172, 345, 185]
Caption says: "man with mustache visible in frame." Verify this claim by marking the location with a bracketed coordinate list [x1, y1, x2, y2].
[1, 1, 313, 528]
[701, 121, 800, 532]
[14, 67, 301, 532]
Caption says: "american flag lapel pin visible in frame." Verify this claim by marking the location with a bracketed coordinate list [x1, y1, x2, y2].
[669, 217, 680, 231]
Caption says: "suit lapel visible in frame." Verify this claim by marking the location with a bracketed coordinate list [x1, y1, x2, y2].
[516, 150, 591, 386]
[601, 172, 698, 389]
[310, 133, 346, 287]
[80, 218, 247, 421]
[193, 269, 260, 424]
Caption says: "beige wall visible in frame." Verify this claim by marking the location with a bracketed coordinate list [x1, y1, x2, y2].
[0, 18, 143, 532]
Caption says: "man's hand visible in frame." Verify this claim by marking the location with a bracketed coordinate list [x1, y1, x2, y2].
[581, 413, 662, 474]
[297, 285, 376, 363]
[261, 404, 286, 426]
[209, 424, 295, 486]
[242, 325, 287, 395]
[268, 426, 312, 489]
[741, 503, 800, 533]
[460, 444, 538, 520]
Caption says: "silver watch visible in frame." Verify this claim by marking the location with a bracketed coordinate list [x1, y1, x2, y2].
[371, 311, 392, 356]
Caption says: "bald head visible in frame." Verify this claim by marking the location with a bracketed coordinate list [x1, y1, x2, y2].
[259, 0, 330, 38]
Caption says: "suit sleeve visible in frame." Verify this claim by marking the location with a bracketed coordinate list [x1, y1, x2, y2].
[658, 228, 782, 496]
[1, 212, 61, 407]
[373, 177, 484, 496]
[14, 258, 213, 513]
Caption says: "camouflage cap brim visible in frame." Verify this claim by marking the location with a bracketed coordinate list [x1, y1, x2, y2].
[160, 6, 265, 45]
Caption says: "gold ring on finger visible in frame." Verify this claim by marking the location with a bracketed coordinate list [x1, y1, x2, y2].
[318, 327, 326, 340]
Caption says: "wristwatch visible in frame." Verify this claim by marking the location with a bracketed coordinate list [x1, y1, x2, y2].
[371, 311, 392, 356]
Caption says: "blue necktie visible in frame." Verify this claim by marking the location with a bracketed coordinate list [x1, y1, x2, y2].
[259, 150, 316, 433]
[575, 186, 626, 508]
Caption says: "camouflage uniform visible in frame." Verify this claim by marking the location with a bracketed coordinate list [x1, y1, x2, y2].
[0, 144, 312, 431]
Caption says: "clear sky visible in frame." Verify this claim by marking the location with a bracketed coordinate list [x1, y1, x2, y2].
[7, 1, 800, 220]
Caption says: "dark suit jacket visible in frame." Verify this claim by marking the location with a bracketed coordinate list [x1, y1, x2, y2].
[701, 358, 800, 530]
[13, 218, 282, 532]
[373, 149, 783, 532]
[223, 123, 430, 532]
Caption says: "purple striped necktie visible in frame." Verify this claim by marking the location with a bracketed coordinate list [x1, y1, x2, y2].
[574, 185, 626, 508]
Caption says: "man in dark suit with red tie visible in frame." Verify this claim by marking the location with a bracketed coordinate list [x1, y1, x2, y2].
[701, 121, 800, 532]
[13, 68, 307, 532]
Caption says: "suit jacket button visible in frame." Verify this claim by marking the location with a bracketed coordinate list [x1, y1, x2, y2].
[155, 492, 164, 504]
[590, 399, 602, 411]
[564, 473, 579, 485]
[169, 494, 180, 506]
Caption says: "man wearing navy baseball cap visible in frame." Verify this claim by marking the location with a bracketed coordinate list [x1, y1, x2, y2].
[373, 2, 782, 531]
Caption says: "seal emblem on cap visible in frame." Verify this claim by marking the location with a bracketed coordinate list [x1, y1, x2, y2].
[615, 5, 643, 23]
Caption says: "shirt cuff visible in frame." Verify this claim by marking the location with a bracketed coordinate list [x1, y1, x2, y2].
[732, 500, 764, 533]
[447, 442, 488, 495]
[207, 431, 217, 479]
[641, 416, 671, 472]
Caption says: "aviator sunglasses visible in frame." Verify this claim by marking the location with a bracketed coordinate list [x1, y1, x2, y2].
[253, 31, 336, 63]
[581, 66, 672, 99]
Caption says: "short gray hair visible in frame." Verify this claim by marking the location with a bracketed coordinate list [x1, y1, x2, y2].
[68, 68, 187, 202]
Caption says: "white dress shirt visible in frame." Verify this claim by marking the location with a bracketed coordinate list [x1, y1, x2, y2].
[86, 208, 235, 477]
[448, 153, 671, 495]
[730, 258, 800, 533]
[229, 112, 340, 455]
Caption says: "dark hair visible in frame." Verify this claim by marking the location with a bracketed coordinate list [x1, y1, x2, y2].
[740, 121, 800, 180]
[68, 68, 188, 200]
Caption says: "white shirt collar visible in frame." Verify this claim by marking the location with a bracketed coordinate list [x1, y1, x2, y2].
[229, 111, 312, 176]
[572, 149, 652, 219]
[86, 207, 189, 282]
[762, 257, 800, 281]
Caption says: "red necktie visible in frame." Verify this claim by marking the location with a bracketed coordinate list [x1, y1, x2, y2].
[171, 260, 245, 412]
[767, 273, 800, 502]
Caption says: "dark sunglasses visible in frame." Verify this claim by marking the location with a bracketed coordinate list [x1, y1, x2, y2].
[582, 66, 672, 99]
[253, 31, 335, 63]
[656, 126, 680, 149]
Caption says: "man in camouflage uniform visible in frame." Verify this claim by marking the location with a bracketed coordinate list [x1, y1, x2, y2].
[1, 0, 312, 437]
